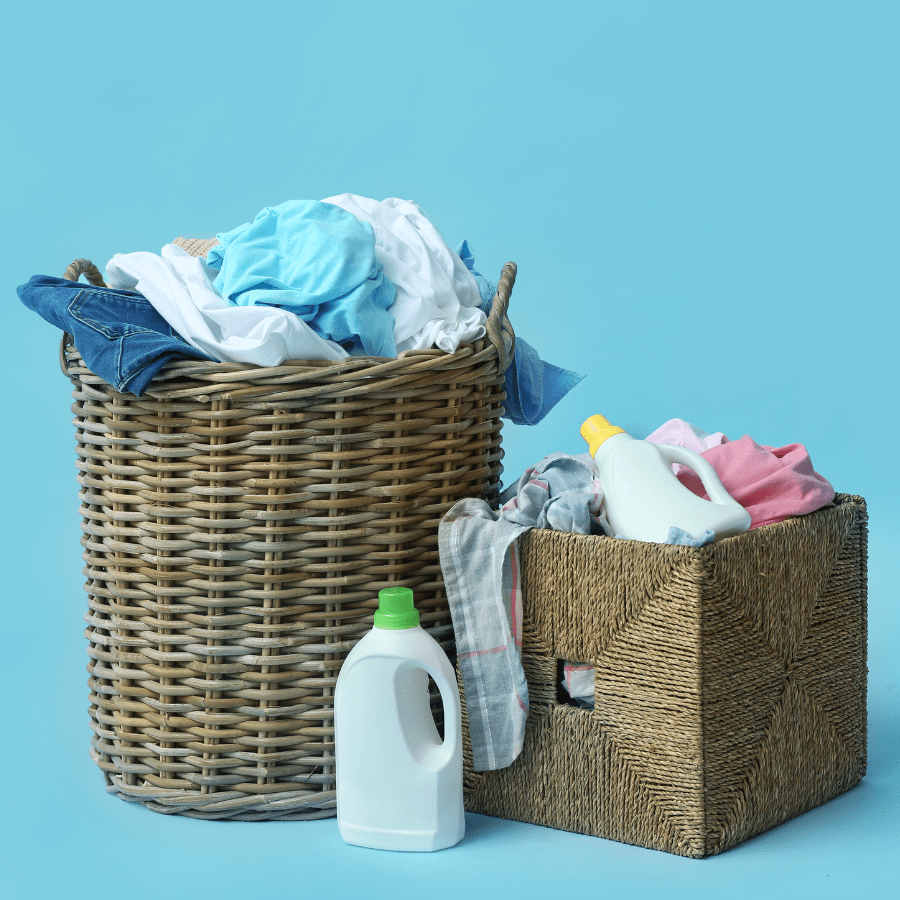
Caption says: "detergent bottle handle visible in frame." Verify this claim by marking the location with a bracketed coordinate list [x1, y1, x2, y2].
[434, 665, 462, 766]
[401, 653, 462, 771]
[656, 444, 742, 508]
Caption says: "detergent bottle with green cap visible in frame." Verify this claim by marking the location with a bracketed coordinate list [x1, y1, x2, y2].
[334, 586, 464, 851]
[581, 414, 751, 544]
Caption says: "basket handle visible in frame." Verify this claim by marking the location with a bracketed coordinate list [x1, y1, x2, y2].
[486, 262, 516, 373]
[63, 258, 107, 287]
[59, 259, 108, 376]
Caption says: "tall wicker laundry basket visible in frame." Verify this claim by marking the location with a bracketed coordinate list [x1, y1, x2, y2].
[60, 240, 516, 820]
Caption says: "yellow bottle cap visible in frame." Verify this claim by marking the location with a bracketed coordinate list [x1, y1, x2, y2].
[580, 415, 626, 457]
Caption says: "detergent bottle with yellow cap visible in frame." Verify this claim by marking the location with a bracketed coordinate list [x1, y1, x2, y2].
[334, 586, 464, 852]
[581, 414, 751, 544]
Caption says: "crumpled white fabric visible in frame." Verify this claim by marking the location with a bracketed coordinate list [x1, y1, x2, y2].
[321, 194, 487, 353]
[105, 244, 348, 366]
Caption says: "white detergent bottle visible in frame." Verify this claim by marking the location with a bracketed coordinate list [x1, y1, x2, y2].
[581, 414, 751, 544]
[334, 587, 464, 852]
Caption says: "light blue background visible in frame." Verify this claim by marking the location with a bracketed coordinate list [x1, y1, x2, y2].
[2, 1, 896, 897]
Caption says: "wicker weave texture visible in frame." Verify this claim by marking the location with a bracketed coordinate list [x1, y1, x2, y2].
[461, 495, 868, 857]
[65, 241, 515, 820]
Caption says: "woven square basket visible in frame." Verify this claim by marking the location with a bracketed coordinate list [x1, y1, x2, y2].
[59, 241, 516, 820]
[460, 494, 868, 857]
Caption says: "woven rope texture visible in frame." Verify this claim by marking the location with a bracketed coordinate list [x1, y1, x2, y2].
[461, 495, 868, 857]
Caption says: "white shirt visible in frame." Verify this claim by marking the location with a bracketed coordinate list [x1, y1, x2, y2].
[321, 194, 486, 353]
[106, 244, 348, 366]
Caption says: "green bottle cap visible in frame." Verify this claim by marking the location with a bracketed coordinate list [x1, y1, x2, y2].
[374, 587, 420, 630]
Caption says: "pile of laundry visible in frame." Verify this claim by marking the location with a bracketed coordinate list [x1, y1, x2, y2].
[437, 417, 837, 772]
[18, 195, 582, 424]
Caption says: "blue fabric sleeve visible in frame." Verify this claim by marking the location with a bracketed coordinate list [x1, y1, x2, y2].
[456, 240, 585, 426]
[205, 200, 397, 357]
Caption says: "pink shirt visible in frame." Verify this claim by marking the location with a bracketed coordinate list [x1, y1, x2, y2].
[675, 435, 835, 530]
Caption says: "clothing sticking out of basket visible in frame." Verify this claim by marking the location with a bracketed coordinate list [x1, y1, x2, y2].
[457, 239, 584, 426]
[17, 274, 217, 395]
[318, 195, 488, 355]
[104, 243, 353, 366]
[200, 198, 395, 356]
[438, 453, 607, 771]
[20, 196, 584, 421]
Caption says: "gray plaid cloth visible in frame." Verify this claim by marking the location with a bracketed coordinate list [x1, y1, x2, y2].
[438, 454, 606, 771]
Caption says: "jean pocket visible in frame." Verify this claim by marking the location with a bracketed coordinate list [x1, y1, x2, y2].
[68, 288, 157, 339]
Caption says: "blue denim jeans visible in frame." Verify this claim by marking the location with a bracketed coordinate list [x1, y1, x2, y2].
[18, 275, 215, 395]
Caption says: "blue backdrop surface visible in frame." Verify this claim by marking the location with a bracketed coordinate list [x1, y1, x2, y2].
[2, 2, 896, 897]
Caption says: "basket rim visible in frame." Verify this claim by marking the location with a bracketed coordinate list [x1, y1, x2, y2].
[59, 253, 518, 383]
